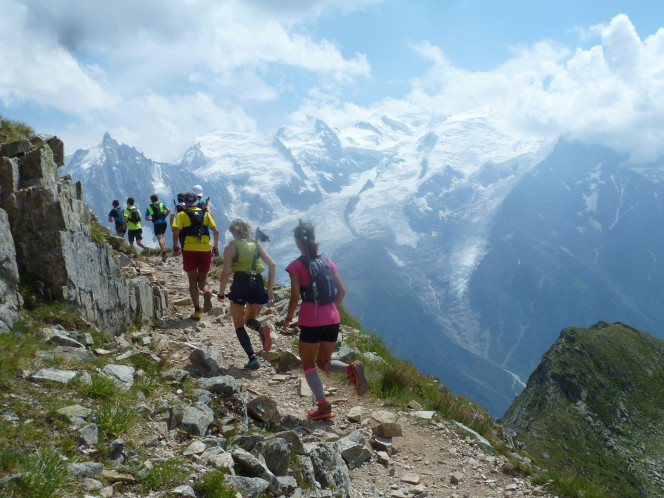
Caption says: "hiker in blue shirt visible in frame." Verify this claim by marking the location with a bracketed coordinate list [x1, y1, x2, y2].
[146, 193, 171, 262]
[108, 200, 126, 237]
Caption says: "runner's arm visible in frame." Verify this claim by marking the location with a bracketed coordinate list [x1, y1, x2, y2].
[258, 244, 276, 301]
[218, 243, 236, 300]
[284, 271, 301, 331]
[333, 271, 346, 308]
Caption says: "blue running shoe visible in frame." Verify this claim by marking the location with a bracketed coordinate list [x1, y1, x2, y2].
[244, 357, 260, 370]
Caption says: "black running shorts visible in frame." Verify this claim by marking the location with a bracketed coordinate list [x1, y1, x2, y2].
[299, 323, 340, 344]
[153, 223, 167, 236]
[128, 228, 142, 243]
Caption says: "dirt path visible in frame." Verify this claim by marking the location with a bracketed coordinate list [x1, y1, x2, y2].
[140, 255, 553, 497]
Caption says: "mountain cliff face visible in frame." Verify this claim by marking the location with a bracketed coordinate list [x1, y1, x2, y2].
[501, 322, 664, 497]
[62, 113, 664, 417]
[0, 134, 166, 333]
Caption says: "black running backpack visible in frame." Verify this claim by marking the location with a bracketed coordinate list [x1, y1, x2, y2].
[178, 209, 209, 246]
[298, 255, 336, 305]
[128, 207, 141, 224]
[149, 202, 166, 221]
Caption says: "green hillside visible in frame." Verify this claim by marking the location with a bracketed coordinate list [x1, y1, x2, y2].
[501, 322, 664, 497]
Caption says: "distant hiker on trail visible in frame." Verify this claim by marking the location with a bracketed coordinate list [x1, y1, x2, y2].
[170, 192, 185, 229]
[123, 197, 147, 251]
[217, 219, 275, 370]
[108, 199, 126, 237]
[145, 193, 171, 262]
[172, 191, 220, 321]
[192, 184, 213, 215]
[283, 220, 367, 420]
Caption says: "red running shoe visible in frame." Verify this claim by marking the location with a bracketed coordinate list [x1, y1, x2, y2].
[308, 401, 335, 420]
[347, 360, 368, 396]
[260, 325, 273, 352]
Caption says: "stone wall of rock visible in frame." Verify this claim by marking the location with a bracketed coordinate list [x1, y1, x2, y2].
[0, 208, 22, 332]
[0, 135, 165, 333]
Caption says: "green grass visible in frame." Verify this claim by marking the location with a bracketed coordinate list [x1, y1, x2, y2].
[28, 302, 89, 330]
[0, 321, 40, 390]
[339, 304, 362, 329]
[82, 373, 123, 400]
[3, 447, 73, 498]
[532, 471, 613, 498]
[136, 458, 189, 490]
[96, 399, 138, 440]
[0, 116, 34, 143]
[90, 222, 109, 245]
[346, 329, 494, 436]
[194, 470, 236, 498]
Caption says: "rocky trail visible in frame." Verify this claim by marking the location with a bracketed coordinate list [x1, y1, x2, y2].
[134, 254, 554, 498]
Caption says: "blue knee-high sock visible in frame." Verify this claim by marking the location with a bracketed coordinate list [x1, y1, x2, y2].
[235, 327, 255, 358]
[304, 368, 326, 402]
[246, 318, 262, 332]
[324, 360, 347, 374]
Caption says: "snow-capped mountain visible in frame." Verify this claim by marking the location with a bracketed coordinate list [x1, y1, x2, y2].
[63, 111, 664, 417]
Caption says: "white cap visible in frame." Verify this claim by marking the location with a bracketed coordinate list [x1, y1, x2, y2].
[192, 185, 204, 196]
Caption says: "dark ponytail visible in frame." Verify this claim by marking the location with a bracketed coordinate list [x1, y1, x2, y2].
[293, 220, 318, 256]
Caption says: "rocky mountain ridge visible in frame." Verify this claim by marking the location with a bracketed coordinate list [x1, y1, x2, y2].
[501, 321, 664, 497]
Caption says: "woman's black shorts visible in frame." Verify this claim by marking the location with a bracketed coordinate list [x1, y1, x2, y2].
[226, 273, 268, 305]
[299, 323, 340, 344]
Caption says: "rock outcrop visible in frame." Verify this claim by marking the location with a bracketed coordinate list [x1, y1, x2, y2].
[0, 208, 21, 331]
[501, 322, 664, 497]
[0, 135, 165, 333]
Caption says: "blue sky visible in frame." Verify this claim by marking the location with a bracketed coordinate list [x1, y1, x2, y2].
[2, 0, 664, 162]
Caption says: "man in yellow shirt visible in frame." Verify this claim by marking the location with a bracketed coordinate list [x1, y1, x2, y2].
[172, 191, 220, 320]
[123, 197, 147, 251]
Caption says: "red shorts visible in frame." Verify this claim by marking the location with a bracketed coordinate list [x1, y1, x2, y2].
[182, 250, 212, 273]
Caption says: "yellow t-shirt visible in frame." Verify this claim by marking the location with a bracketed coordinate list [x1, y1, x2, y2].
[172, 208, 216, 252]
[123, 207, 142, 230]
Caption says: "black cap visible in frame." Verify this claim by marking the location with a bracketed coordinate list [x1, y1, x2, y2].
[184, 191, 198, 207]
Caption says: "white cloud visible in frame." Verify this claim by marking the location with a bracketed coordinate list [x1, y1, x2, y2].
[0, 0, 117, 113]
[400, 14, 664, 163]
[109, 92, 258, 162]
[1, 0, 374, 160]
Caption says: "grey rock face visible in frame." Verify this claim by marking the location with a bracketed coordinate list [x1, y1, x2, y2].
[102, 364, 135, 390]
[309, 442, 351, 495]
[223, 475, 269, 497]
[181, 403, 214, 436]
[0, 209, 21, 332]
[67, 462, 104, 477]
[246, 395, 281, 425]
[47, 333, 85, 348]
[197, 375, 240, 396]
[0, 136, 166, 334]
[78, 423, 99, 447]
[31, 368, 77, 384]
[189, 346, 223, 376]
[262, 437, 291, 476]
